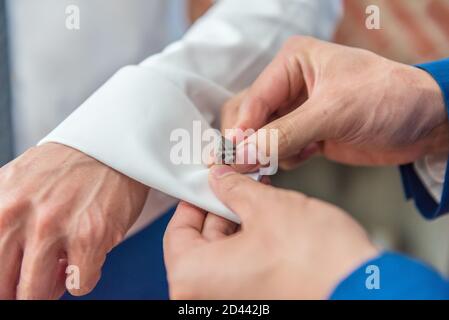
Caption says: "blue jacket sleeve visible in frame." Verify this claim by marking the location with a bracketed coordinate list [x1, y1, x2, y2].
[330, 252, 449, 300]
[400, 58, 449, 219]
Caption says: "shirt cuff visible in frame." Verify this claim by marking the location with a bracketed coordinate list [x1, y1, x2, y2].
[414, 154, 446, 202]
[330, 252, 449, 300]
[399, 59, 449, 219]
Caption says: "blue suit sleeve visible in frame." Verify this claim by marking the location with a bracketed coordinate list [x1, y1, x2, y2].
[400, 58, 449, 219]
[330, 252, 449, 300]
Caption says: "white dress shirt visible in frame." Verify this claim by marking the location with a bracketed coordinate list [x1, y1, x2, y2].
[40, 0, 343, 232]
[7, 0, 189, 235]
[8, 0, 187, 154]
[415, 155, 447, 203]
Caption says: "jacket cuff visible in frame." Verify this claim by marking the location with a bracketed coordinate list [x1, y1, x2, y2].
[399, 59, 449, 219]
[330, 252, 449, 300]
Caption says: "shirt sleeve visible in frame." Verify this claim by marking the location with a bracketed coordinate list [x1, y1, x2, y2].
[330, 252, 449, 300]
[38, 0, 342, 222]
[400, 58, 449, 219]
[413, 154, 446, 202]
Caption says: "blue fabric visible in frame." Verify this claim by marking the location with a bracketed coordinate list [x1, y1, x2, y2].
[61, 207, 175, 300]
[331, 252, 449, 300]
[339, 59, 449, 300]
[400, 58, 449, 219]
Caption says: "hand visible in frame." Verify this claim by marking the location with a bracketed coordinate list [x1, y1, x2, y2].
[0, 143, 149, 299]
[164, 165, 378, 299]
[221, 37, 449, 170]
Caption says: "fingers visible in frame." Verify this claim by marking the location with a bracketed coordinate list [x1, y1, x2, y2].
[0, 241, 22, 299]
[279, 143, 321, 170]
[202, 213, 238, 241]
[234, 41, 306, 132]
[221, 90, 247, 137]
[16, 241, 64, 300]
[164, 202, 207, 262]
[66, 243, 107, 297]
[208, 165, 274, 223]
[230, 97, 328, 173]
[53, 258, 69, 299]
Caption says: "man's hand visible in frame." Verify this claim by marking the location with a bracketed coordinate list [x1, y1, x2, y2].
[221, 37, 449, 170]
[0, 143, 149, 299]
[164, 165, 378, 299]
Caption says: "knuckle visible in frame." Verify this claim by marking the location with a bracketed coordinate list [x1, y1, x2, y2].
[33, 211, 60, 240]
[33, 199, 73, 238]
[283, 35, 312, 51]
[0, 195, 28, 231]
[0, 210, 12, 232]
[271, 121, 293, 151]
[34, 206, 61, 239]
[220, 175, 243, 195]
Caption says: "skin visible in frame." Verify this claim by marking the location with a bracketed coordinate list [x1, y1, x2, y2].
[1, 35, 446, 300]
[0, 143, 149, 299]
[0, 0, 215, 300]
[164, 165, 379, 300]
[221, 36, 449, 171]
[164, 37, 449, 299]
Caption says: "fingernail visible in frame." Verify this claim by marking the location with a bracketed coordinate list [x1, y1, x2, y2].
[211, 165, 235, 178]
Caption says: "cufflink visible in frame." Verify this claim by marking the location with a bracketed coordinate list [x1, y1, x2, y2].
[215, 136, 236, 165]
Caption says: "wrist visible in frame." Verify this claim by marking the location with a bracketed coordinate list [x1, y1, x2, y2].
[322, 243, 380, 299]
[414, 67, 449, 156]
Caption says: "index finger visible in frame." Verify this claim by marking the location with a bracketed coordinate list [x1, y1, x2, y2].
[235, 38, 307, 131]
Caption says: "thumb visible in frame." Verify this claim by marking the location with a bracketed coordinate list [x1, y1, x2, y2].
[259, 96, 329, 159]
[209, 165, 274, 224]
[232, 97, 329, 172]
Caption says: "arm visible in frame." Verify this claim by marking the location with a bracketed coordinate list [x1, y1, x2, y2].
[331, 252, 449, 300]
[0, 0, 342, 299]
[400, 58, 449, 219]
[39, 0, 342, 222]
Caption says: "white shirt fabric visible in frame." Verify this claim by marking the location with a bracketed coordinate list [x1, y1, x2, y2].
[415, 155, 447, 203]
[7, 0, 188, 235]
[8, 0, 187, 154]
[39, 0, 343, 232]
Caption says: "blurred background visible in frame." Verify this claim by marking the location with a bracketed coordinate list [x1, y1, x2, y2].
[2, 0, 449, 299]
